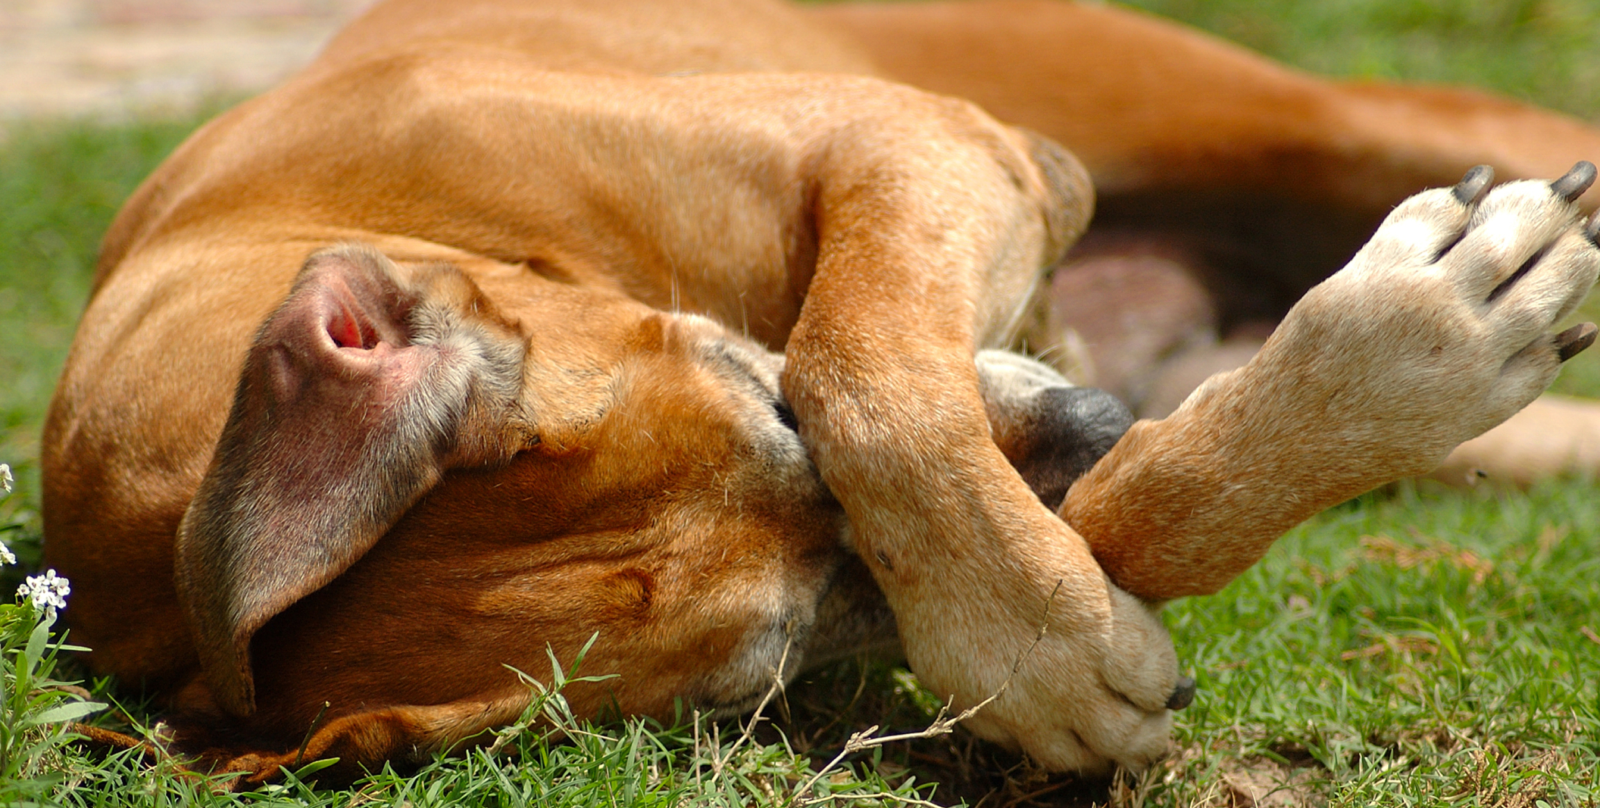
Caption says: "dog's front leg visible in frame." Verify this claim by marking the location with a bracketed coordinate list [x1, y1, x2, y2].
[783, 101, 1186, 773]
[1063, 166, 1600, 601]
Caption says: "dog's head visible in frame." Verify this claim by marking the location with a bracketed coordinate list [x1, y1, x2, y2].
[175, 244, 838, 717]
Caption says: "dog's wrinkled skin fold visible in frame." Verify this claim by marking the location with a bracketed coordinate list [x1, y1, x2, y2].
[40, 0, 1600, 784]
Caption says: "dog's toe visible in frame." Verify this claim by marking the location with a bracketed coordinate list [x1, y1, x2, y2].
[1466, 183, 1600, 351]
[1251, 163, 1600, 481]
[1357, 187, 1476, 271]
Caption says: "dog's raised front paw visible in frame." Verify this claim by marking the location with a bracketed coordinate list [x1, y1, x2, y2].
[1238, 163, 1600, 479]
[1058, 165, 1600, 603]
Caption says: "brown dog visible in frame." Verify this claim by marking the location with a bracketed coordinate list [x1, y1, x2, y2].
[41, 0, 1600, 783]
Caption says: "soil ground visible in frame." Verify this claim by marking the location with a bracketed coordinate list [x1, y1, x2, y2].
[1, 0, 376, 122]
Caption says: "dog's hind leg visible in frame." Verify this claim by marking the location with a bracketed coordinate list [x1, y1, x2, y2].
[813, 0, 1600, 215]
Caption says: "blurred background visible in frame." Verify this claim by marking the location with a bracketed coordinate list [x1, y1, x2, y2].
[5, 0, 1600, 122]
[0, 0, 376, 121]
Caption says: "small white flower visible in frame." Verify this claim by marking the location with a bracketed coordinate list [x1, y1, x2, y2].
[0, 463, 11, 494]
[17, 569, 70, 616]
[0, 542, 14, 566]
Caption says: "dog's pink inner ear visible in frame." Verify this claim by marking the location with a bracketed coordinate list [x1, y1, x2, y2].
[326, 297, 378, 349]
[175, 245, 525, 718]
[260, 254, 424, 406]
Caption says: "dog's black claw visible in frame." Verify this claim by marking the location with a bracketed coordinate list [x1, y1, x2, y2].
[1551, 161, 1597, 203]
[1586, 209, 1600, 247]
[1557, 322, 1598, 362]
[1452, 165, 1494, 206]
[1165, 676, 1196, 711]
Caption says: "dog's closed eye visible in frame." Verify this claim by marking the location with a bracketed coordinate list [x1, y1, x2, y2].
[773, 399, 799, 432]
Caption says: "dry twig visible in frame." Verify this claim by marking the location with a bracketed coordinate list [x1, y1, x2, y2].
[788, 580, 1066, 806]
[714, 633, 795, 773]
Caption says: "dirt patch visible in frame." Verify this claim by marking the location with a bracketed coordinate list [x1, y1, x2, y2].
[1, 0, 376, 121]
[1359, 534, 1495, 586]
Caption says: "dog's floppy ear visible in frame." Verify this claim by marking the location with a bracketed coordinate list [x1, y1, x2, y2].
[1017, 128, 1095, 267]
[176, 245, 529, 717]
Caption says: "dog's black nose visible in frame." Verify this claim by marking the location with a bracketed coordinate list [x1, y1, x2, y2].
[1008, 385, 1135, 509]
[1166, 676, 1197, 711]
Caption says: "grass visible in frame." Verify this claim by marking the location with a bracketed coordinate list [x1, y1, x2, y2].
[2, 0, 1600, 804]
[0, 118, 205, 487]
[1156, 483, 1600, 806]
[1117, 0, 1600, 118]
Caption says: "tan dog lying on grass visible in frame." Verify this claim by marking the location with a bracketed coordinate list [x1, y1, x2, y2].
[41, 0, 1600, 784]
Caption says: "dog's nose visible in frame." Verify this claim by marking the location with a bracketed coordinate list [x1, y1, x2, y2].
[1165, 676, 1197, 711]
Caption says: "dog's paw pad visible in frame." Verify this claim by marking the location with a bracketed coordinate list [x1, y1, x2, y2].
[975, 350, 1132, 508]
[1165, 676, 1197, 711]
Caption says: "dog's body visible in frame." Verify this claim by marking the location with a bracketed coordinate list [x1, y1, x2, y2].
[41, 0, 1600, 782]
